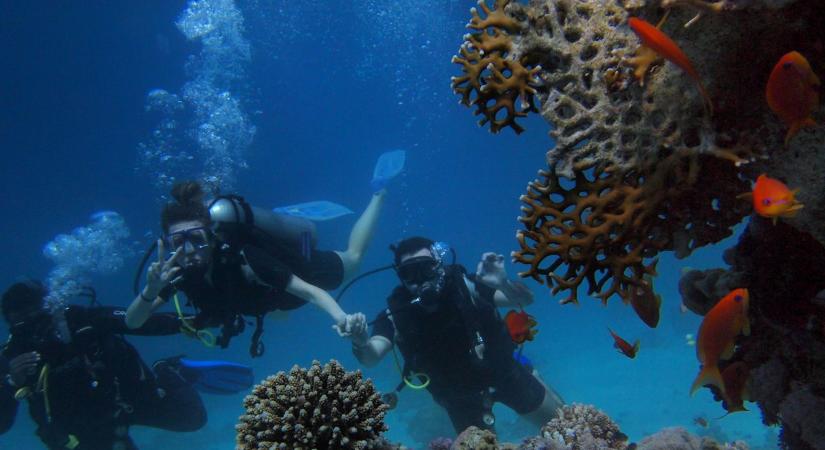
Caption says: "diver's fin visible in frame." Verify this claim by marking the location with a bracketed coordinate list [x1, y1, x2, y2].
[179, 358, 254, 395]
[273, 201, 354, 221]
[371, 149, 406, 192]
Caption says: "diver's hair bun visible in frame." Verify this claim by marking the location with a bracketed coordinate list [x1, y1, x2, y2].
[170, 181, 205, 206]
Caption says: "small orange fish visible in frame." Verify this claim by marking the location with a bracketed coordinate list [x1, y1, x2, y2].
[629, 277, 662, 328]
[720, 361, 750, 413]
[628, 16, 713, 115]
[608, 328, 639, 359]
[505, 309, 538, 344]
[690, 289, 750, 396]
[766, 51, 820, 146]
[738, 174, 804, 224]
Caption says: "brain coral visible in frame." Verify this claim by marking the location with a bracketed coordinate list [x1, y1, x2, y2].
[236, 360, 389, 450]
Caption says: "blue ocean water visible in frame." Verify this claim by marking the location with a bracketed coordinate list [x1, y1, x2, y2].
[0, 1, 776, 448]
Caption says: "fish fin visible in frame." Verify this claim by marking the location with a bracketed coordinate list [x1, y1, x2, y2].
[742, 316, 751, 336]
[633, 340, 641, 355]
[781, 203, 805, 218]
[690, 364, 724, 396]
[773, 216, 779, 226]
[696, 80, 714, 117]
[736, 192, 752, 201]
[529, 329, 539, 340]
[721, 341, 736, 360]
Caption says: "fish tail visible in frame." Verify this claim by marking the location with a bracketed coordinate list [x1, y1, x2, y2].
[785, 118, 817, 146]
[690, 364, 724, 396]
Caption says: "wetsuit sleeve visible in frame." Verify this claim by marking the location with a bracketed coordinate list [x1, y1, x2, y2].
[82, 306, 182, 336]
[0, 355, 18, 434]
[371, 310, 395, 343]
[241, 244, 293, 292]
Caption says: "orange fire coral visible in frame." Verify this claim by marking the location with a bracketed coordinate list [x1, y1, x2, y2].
[513, 147, 751, 305]
[451, 0, 541, 134]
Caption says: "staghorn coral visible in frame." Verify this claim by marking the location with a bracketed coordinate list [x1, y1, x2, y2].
[513, 147, 750, 305]
[540, 403, 628, 449]
[236, 360, 389, 450]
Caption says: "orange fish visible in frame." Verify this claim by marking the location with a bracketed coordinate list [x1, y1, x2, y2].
[628, 16, 713, 115]
[766, 51, 820, 146]
[690, 288, 750, 396]
[720, 361, 750, 413]
[504, 309, 538, 344]
[608, 328, 639, 359]
[629, 277, 662, 328]
[738, 174, 803, 224]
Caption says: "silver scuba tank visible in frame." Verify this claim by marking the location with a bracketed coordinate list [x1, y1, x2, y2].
[208, 196, 318, 250]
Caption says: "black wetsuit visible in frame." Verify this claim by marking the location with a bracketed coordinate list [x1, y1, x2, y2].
[371, 265, 545, 432]
[160, 238, 344, 351]
[0, 306, 206, 450]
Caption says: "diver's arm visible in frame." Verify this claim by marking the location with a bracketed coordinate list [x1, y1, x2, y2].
[127, 243, 183, 329]
[125, 292, 167, 329]
[352, 336, 393, 368]
[0, 356, 18, 434]
[284, 275, 347, 325]
[492, 280, 534, 308]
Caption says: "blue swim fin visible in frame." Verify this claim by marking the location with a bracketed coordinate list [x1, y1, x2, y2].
[371, 149, 406, 192]
[273, 201, 354, 221]
[178, 358, 255, 395]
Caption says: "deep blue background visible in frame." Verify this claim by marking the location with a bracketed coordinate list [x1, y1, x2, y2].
[0, 1, 773, 448]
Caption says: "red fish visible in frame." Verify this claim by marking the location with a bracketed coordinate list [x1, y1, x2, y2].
[505, 309, 538, 344]
[628, 16, 713, 115]
[738, 174, 803, 224]
[608, 328, 639, 359]
[720, 361, 750, 413]
[766, 51, 821, 146]
[690, 289, 750, 396]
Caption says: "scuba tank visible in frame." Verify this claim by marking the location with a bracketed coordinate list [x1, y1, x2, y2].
[208, 195, 318, 254]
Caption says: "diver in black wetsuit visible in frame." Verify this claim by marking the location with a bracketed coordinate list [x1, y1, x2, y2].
[350, 237, 565, 434]
[125, 181, 382, 355]
[0, 280, 207, 450]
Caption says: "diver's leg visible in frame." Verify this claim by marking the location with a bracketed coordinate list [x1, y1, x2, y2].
[336, 190, 385, 281]
[436, 391, 493, 434]
[521, 384, 565, 427]
[130, 359, 207, 432]
[496, 362, 563, 428]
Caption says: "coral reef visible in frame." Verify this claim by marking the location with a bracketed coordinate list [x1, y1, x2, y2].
[450, 426, 500, 450]
[540, 403, 628, 449]
[450, 0, 540, 134]
[513, 147, 750, 305]
[636, 427, 748, 449]
[235, 360, 389, 450]
[679, 218, 825, 449]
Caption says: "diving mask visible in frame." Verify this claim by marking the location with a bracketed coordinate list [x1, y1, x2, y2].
[164, 227, 211, 254]
[396, 256, 440, 285]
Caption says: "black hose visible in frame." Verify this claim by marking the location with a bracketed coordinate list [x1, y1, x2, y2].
[133, 241, 158, 296]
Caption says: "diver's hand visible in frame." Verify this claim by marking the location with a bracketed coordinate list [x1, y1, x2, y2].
[9, 352, 40, 386]
[333, 313, 368, 342]
[476, 252, 507, 289]
[144, 239, 184, 298]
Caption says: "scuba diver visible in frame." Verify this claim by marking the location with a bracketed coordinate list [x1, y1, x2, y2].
[349, 237, 565, 434]
[126, 152, 400, 355]
[0, 280, 251, 450]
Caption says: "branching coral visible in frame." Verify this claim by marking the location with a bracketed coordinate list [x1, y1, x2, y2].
[513, 147, 750, 305]
[540, 403, 628, 450]
[236, 360, 389, 450]
[451, 0, 540, 134]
